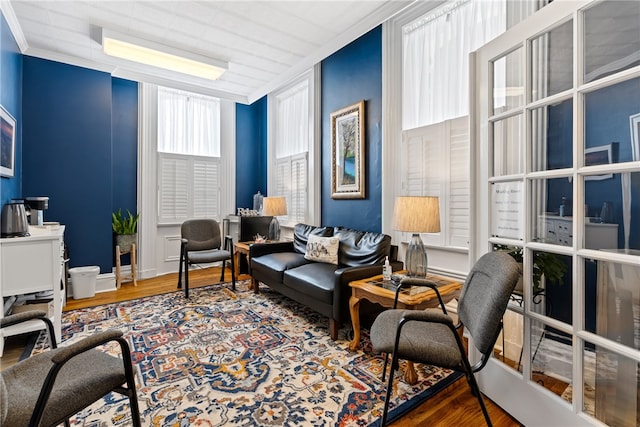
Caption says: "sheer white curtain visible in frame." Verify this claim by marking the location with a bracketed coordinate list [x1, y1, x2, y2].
[402, 0, 506, 129]
[275, 80, 309, 158]
[158, 87, 220, 157]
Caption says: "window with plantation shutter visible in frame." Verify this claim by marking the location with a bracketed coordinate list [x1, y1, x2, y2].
[402, 116, 469, 249]
[274, 153, 307, 225]
[157, 86, 222, 224]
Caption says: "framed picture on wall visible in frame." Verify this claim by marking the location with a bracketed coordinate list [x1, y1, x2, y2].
[0, 105, 16, 178]
[585, 143, 615, 181]
[630, 112, 640, 162]
[331, 100, 365, 199]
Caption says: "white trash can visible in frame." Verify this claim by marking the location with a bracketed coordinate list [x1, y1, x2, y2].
[69, 266, 100, 299]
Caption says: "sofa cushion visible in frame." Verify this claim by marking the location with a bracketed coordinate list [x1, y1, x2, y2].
[334, 227, 391, 267]
[293, 224, 334, 254]
[251, 252, 309, 284]
[304, 235, 339, 265]
[283, 263, 338, 304]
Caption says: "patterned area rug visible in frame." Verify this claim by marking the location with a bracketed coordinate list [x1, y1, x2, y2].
[32, 280, 462, 426]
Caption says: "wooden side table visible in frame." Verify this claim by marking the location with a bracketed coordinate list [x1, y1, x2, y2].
[234, 241, 254, 289]
[115, 243, 137, 288]
[349, 272, 462, 384]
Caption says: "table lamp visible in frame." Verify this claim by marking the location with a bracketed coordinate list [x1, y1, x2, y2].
[263, 196, 287, 241]
[392, 196, 440, 277]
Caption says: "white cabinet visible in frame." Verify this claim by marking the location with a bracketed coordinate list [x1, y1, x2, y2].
[538, 215, 618, 250]
[0, 226, 65, 355]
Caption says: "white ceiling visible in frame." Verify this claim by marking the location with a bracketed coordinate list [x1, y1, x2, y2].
[4, 0, 416, 104]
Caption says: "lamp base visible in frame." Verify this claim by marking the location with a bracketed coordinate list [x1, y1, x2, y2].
[268, 217, 281, 241]
[405, 233, 428, 278]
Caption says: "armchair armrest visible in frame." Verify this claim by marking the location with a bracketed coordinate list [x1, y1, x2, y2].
[396, 277, 448, 313]
[1, 309, 58, 349]
[1, 310, 48, 328]
[50, 329, 124, 364]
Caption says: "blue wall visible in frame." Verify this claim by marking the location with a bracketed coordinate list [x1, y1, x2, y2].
[22, 57, 138, 273]
[0, 13, 22, 207]
[236, 96, 267, 210]
[321, 26, 383, 232]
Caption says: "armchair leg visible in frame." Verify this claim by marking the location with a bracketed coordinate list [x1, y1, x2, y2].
[177, 245, 184, 289]
[184, 255, 190, 299]
[220, 259, 226, 282]
[381, 351, 399, 427]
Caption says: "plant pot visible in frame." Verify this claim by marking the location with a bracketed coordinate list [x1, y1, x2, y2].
[116, 233, 137, 253]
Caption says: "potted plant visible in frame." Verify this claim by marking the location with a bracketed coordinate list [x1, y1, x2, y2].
[494, 245, 566, 294]
[112, 209, 140, 253]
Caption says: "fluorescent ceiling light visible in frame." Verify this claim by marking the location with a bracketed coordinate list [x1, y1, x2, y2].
[101, 29, 227, 80]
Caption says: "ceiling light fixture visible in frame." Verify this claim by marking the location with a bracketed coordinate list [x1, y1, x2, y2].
[101, 29, 227, 80]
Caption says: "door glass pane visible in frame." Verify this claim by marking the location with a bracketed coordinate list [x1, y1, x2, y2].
[493, 47, 524, 115]
[584, 0, 640, 83]
[531, 20, 573, 101]
[532, 99, 573, 171]
[585, 258, 640, 349]
[584, 77, 640, 165]
[493, 115, 523, 176]
[584, 341, 640, 427]
[531, 250, 572, 324]
[531, 319, 572, 399]
[532, 177, 574, 246]
[584, 172, 640, 252]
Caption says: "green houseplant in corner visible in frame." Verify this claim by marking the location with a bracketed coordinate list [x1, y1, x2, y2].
[112, 209, 140, 253]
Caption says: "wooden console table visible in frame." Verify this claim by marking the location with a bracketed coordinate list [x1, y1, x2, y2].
[349, 271, 462, 384]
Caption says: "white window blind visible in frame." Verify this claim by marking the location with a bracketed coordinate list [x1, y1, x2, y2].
[402, 117, 469, 248]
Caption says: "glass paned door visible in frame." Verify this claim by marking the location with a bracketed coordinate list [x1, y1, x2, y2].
[472, 1, 640, 425]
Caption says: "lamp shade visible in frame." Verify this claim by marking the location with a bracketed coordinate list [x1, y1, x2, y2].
[262, 197, 288, 216]
[392, 196, 440, 233]
[392, 196, 440, 278]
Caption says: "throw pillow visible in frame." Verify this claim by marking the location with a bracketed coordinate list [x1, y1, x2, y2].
[304, 235, 339, 265]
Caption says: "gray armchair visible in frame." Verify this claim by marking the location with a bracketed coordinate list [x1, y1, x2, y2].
[0, 310, 141, 427]
[177, 219, 236, 298]
[370, 251, 520, 426]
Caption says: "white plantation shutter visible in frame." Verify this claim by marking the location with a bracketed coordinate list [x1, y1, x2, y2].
[447, 117, 469, 247]
[158, 154, 221, 223]
[402, 117, 469, 248]
[192, 159, 220, 218]
[159, 156, 189, 222]
[290, 154, 307, 223]
[275, 153, 307, 225]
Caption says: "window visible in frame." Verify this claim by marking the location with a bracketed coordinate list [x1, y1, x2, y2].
[268, 70, 318, 226]
[396, 1, 506, 251]
[157, 87, 221, 223]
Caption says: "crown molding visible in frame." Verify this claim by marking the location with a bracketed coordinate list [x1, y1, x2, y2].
[1, 0, 28, 53]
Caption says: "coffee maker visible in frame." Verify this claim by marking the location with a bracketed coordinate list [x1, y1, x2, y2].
[25, 196, 49, 226]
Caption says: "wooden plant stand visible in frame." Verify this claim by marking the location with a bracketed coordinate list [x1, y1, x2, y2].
[115, 243, 137, 288]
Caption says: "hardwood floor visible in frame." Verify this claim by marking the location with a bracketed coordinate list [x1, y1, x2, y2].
[3, 267, 522, 426]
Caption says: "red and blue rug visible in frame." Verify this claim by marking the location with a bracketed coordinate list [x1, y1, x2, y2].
[32, 280, 461, 426]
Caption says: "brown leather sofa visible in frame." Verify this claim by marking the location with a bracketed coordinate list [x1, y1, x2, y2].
[250, 223, 402, 340]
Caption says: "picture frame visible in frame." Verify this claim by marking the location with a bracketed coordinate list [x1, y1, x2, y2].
[630, 112, 640, 162]
[584, 143, 615, 181]
[331, 100, 365, 199]
[0, 105, 16, 178]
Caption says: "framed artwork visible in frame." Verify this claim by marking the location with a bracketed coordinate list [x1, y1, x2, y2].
[331, 100, 365, 199]
[630, 112, 640, 162]
[585, 143, 615, 181]
[0, 105, 16, 178]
